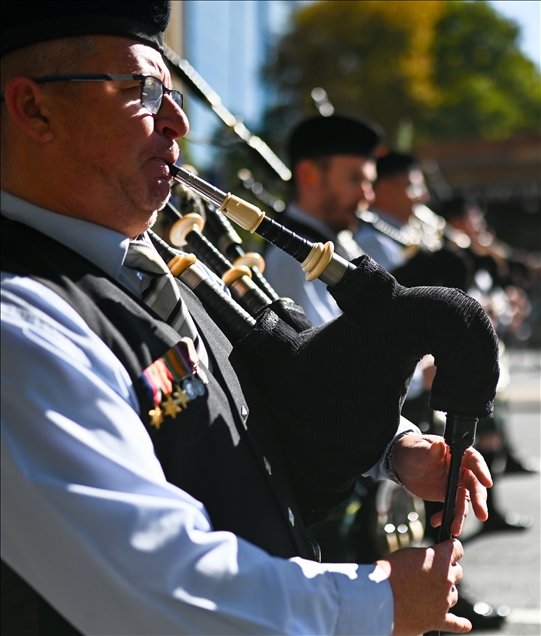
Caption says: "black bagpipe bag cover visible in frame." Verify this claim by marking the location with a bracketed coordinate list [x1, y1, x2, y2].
[235, 255, 499, 521]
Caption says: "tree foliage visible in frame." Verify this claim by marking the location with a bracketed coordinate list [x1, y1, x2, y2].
[262, 0, 540, 150]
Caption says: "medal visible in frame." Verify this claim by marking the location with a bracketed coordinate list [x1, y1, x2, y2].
[183, 376, 205, 400]
[149, 405, 164, 429]
[162, 393, 182, 418]
[172, 384, 191, 409]
[141, 337, 208, 425]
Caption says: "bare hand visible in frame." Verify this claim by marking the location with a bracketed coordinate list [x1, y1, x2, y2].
[377, 540, 471, 635]
[391, 434, 492, 536]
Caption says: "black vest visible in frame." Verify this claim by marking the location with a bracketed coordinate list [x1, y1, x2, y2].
[1, 217, 317, 635]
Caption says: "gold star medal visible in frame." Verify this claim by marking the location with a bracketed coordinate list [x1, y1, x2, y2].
[141, 339, 208, 427]
[149, 405, 164, 429]
[173, 384, 191, 410]
[162, 393, 182, 418]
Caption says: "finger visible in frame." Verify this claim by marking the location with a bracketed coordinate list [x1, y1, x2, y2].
[449, 585, 459, 608]
[462, 448, 493, 487]
[430, 510, 442, 529]
[460, 467, 489, 522]
[430, 491, 470, 537]
[451, 561, 464, 586]
[441, 613, 472, 634]
[425, 437, 447, 466]
[433, 539, 464, 564]
[450, 538, 465, 563]
[450, 485, 471, 536]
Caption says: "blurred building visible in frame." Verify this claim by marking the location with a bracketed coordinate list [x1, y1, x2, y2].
[166, 0, 303, 170]
[165, 2, 540, 253]
[418, 135, 541, 251]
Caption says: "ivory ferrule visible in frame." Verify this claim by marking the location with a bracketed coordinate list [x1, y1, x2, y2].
[233, 252, 266, 273]
[219, 194, 265, 233]
[167, 253, 198, 277]
[169, 214, 205, 247]
[301, 241, 334, 282]
[221, 265, 253, 287]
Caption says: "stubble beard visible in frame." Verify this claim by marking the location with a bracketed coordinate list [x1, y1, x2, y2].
[114, 173, 171, 237]
[322, 196, 357, 233]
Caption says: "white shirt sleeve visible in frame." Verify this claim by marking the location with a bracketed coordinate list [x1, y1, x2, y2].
[264, 245, 342, 327]
[1, 273, 393, 636]
[354, 228, 406, 273]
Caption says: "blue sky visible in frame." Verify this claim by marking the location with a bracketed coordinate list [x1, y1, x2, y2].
[487, 0, 541, 67]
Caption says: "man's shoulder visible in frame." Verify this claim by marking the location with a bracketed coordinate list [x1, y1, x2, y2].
[355, 223, 392, 246]
[1, 272, 127, 381]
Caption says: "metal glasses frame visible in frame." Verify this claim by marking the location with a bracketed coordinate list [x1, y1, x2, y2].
[0, 74, 183, 113]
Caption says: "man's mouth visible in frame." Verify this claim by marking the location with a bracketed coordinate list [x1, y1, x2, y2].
[149, 157, 175, 177]
[152, 144, 180, 174]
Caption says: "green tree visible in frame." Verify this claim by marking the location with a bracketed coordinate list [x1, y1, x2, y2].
[261, 0, 540, 150]
[426, 0, 540, 139]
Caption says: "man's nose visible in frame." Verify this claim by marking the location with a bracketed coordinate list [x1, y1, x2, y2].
[155, 95, 189, 140]
[361, 181, 375, 203]
[407, 183, 429, 203]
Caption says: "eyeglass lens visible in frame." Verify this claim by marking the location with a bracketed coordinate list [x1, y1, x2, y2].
[141, 77, 183, 114]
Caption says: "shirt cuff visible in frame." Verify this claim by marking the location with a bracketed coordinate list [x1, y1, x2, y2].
[364, 416, 420, 481]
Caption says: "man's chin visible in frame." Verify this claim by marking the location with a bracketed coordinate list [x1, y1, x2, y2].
[145, 209, 160, 230]
[142, 181, 172, 215]
[156, 186, 172, 212]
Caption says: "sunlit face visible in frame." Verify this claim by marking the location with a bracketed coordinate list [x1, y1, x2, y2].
[317, 155, 377, 232]
[374, 168, 428, 223]
[449, 207, 486, 238]
[46, 37, 189, 237]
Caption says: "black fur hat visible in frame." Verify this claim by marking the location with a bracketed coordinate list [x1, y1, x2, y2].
[287, 114, 384, 168]
[1, 1, 171, 56]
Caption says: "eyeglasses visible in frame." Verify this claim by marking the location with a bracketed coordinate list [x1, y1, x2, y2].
[0, 74, 183, 114]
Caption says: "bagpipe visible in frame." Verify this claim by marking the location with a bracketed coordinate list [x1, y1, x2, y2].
[155, 190, 312, 333]
[148, 163, 500, 536]
[161, 51, 499, 536]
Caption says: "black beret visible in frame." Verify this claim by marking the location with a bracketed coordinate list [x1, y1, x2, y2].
[1, 1, 171, 56]
[440, 196, 479, 221]
[287, 115, 384, 168]
[376, 151, 421, 180]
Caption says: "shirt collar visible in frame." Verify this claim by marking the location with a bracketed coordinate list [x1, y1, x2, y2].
[1, 190, 131, 282]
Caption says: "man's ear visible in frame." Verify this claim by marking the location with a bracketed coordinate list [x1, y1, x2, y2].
[3, 77, 54, 143]
[296, 160, 321, 186]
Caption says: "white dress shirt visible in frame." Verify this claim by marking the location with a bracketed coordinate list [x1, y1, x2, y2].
[1, 191, 395, 635]
[354, 209, 408, 273]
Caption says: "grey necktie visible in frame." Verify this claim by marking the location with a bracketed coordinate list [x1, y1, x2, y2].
[125, 240, 209, 368]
